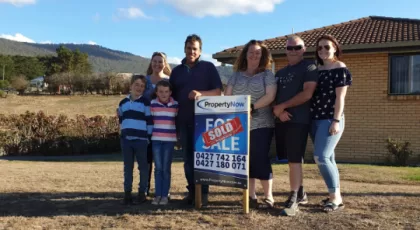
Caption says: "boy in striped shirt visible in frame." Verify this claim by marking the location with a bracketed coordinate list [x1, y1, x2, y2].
[150, 80, 179, 205]
[117, 75, 153, 205]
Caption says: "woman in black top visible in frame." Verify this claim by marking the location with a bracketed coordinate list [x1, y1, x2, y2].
[310, 34, 352, 212]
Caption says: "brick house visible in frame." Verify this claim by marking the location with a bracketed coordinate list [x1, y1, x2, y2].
[213, 16, 420, 163]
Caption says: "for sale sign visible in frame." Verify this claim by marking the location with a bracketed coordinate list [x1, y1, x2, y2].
[194, 96, 250, 189]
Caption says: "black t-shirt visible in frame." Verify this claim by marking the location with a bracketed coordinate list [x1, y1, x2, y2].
[311, 67, 352, 120]
[275, 60, 319, 124]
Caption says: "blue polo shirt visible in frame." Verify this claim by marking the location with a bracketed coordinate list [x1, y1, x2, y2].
[170, 57, 222, 125]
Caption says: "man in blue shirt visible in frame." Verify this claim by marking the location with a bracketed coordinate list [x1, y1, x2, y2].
[170, 34, 222, 206]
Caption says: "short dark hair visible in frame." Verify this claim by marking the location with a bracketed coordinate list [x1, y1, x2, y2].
[185, 34, 202, 50]
[155, 80, 172, 91]
[131, 74, 146, 85]
[151, 80, 172, 99]
[315, 34, 342, 65]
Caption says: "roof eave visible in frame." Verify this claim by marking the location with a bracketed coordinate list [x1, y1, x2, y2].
[214, 41, 420, 63]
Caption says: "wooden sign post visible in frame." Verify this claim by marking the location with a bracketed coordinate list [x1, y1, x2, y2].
[193, 95, 250, 214]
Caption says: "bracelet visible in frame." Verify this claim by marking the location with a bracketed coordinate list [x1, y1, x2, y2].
[332, 118, 340, 123]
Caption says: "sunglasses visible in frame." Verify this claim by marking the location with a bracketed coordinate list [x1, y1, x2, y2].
[286, 45, 303, 51]
[317, 45, 331, 51]
[153, 51, 167, 57]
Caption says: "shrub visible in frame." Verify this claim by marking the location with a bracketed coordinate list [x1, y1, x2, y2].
[385, 138, 413, 166]
[0, 90, 6, 98]
[11, 75, 28, 95]
[0, 80, 10, 89]
[0, 111, 120, 156]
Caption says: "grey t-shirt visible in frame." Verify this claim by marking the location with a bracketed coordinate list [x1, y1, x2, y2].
[227, 70, 277, 130]
[275, 60, 318, 124]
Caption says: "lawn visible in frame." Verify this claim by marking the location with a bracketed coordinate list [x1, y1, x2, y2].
[0, 157, 419, 230]
[0, 94, 123, 117]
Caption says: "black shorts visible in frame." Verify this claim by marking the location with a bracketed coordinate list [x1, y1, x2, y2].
[275, 122, 309, 163]
[249, 128, 274, 180]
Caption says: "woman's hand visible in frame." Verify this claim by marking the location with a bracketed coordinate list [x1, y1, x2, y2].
[329, 121, 340, 135]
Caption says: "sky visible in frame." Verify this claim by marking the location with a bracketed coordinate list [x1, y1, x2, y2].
[1, 0, 420, 66]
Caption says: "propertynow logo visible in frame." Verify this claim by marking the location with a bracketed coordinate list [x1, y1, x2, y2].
[197, 99, 245, 110]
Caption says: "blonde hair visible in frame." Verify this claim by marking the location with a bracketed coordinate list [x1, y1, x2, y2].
[233, 40, 272, 74]
[146, 52, 172, 76]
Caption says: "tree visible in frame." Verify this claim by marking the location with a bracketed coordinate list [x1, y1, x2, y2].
[56, 45, 73, 73]
[11, 75, 28, 95]
[0, 55, 15, 81]
[11, 56, 45, 79]
[72, 49, 92, 74]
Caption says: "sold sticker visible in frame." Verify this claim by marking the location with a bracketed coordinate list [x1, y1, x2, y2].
[202, 117, 244, 147]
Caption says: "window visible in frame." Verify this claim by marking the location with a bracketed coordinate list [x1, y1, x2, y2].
[390, 54, 420, 95]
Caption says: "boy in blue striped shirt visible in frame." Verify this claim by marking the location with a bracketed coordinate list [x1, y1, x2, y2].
[117, 75, 153, 205]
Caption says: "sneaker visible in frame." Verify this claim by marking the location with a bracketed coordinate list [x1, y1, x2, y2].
[122, 192, 133, 205]
[284, 191, 298, 208]
[282, 201, 299, 216]
[159, 197, 169, 205]
[152, 196, 161, 205]
[183, 193, 194, 205]
[136, 192, 147, 204]
[297, 192, 308, 204]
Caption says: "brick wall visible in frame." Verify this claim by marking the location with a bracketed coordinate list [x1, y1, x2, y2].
[272, 53, 420, 164]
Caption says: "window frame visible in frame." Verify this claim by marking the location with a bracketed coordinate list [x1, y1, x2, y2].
[388, 53, 420, 95]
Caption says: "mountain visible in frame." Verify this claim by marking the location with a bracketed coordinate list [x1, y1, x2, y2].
[0, 38, 232, 79]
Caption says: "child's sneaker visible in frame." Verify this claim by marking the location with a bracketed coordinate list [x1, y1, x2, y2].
[159, 197, 169, 205]
[122, 192, 133, 205]
[136, 192, 147, 204]
[152, 196, 161, 205]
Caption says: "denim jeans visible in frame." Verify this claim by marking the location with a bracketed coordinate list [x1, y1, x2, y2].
[121, 138, 149, 193]
[310, 116, 345, 194]
[152, 141, 175, 197]
[180, 124, 209, 195]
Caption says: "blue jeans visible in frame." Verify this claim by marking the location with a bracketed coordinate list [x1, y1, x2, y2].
[121, 138, 149, 193]
[180, 124, 209, 195]
[152, 141, 175, 197]
[310, 117, 345, 194]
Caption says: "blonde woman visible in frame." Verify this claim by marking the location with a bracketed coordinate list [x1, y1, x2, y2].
[224, 40, 277, 209]
[144, 52, 172, 101]
[144, 51, 172, 197]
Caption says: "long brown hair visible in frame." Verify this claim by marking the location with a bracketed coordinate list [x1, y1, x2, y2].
[315, 34, 342, 65]
[233, 40, 272, 74]
[146, 52, 172, 76]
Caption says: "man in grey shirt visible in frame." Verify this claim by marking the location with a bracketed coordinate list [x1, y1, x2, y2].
[273, 35, 318, 216]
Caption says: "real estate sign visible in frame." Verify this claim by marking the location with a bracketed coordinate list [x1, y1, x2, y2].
[194, 95, 250, 189]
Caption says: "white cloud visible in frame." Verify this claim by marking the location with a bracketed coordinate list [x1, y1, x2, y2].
[93, 12, 100, 22]
[115, 7, 151, 20]
[87, 41, 97, 45]
[163, 0, 284, 18]
[0, 33, 35, 43]
[0, 0, 36, 6]
[201, 53, 221, 66]
[166, 56, 182, 65]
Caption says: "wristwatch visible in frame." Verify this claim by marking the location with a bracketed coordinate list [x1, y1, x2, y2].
[332, 118, 340, 123]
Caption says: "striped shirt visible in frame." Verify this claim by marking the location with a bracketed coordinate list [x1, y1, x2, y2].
[118, 95, 153, 141]
[150, 97, 178, 142]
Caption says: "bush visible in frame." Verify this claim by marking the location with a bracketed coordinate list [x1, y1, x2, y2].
[0, 80, 10, 89]
[11, 75, 28, 95]
[0, 111, 120, 156]
[0, 90, 6, 98]
[385, 138, 413, 166]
